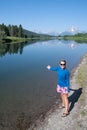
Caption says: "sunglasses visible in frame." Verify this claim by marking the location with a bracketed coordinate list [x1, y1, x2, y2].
[60, 63, 66, 66]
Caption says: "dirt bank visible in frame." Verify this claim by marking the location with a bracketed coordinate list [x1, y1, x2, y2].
[28, 54, 87, 130]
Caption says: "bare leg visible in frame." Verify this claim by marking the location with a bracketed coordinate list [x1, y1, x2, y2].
[63, 94, 69, 113]
[60, 93, 65, 107]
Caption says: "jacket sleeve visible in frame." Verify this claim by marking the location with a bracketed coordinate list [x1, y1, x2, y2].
[50, 67, 58, 71]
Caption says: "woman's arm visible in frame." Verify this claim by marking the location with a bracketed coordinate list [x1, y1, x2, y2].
[46, 65, 58, 71]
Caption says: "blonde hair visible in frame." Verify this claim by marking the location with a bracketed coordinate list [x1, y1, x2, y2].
[59, 59, 66, 65]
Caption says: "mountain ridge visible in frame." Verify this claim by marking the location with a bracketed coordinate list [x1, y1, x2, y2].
[23, 29, 52, 37]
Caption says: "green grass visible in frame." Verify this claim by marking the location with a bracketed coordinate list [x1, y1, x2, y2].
[76, 64, 86, 87]
[6, 36, 30, 43]
[75, 54, 87, 129]
[0, 36, 54, 44]
[58, 36, 87, 43]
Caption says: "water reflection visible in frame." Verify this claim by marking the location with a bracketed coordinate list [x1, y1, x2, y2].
[0, 39, 53, 57]
[0, 43, 24, 56]
[0, 39, 87, 129]
[0, 40, 83, 57]
[32, 40, 78, 49]
[0, 41, 35, 57]
[64, 40, 78, 49]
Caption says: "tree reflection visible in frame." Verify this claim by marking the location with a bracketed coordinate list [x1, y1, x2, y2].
[0, 42, 24, 56]
[0, 39, 42, 57]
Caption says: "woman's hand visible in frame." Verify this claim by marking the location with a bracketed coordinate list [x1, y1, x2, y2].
[46, 65, 51, 70]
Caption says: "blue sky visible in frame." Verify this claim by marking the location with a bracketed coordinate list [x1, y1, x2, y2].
[0, 0, 87, 34]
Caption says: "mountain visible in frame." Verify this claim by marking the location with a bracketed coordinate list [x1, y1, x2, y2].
[23, 29, 51, 38]
[23, 26, 87, 37]
[46, 31, 59, 36]
[59, 26, 79, 36]
[47, 26, 86, 36]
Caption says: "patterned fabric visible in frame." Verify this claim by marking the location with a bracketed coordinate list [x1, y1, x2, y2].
[57, 85, 68, 94]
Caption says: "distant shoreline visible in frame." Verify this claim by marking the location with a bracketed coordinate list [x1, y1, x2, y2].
[1, 35, 87, 44]
[0, 36, 54, 44]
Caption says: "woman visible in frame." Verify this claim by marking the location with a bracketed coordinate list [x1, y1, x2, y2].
[46, 59, 70, 117]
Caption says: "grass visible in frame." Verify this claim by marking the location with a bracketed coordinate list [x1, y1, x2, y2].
[58, 36, 87, 43]
[76, 65, 86, 87]
[0, 36, 54, 44]
[74, 54, 87, 129]
[76, 55, 87, 87]
[6, 36, 30, 43]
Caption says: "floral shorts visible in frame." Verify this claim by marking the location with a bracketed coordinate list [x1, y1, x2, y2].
[56, 85, 68, 94]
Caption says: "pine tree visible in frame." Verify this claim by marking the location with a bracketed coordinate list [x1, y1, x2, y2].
[18, 24, 23, 37]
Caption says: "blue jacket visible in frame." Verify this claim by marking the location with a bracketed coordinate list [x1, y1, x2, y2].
[50, 66, 70, 92]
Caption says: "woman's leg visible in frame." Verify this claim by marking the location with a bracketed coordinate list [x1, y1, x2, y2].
[63, 94, 69, 113]
[60, 93, 65, 107]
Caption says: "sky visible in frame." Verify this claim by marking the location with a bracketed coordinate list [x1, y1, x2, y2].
[0, 0, 87, 34]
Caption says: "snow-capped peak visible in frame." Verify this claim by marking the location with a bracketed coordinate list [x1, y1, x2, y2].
[68, 26, 78, 33]
[59, 26, 79, 36]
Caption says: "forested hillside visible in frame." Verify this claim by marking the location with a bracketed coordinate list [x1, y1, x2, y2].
[0, 23, 51, 42]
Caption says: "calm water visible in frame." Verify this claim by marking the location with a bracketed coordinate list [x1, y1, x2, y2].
[0, 40, 87, 129]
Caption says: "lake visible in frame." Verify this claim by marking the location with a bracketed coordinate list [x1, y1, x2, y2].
[0, 40, 87, 130]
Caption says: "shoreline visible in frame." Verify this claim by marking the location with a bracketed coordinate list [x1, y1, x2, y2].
[28, 53, 87, 130]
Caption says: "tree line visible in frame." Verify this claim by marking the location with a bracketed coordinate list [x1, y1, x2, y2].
[0, 23, 27, 40]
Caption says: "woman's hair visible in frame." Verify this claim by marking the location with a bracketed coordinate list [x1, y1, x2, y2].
[59, 59, 66, 64]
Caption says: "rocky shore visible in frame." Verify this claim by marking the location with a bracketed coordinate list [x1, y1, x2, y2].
[28, 54, 87, 130]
